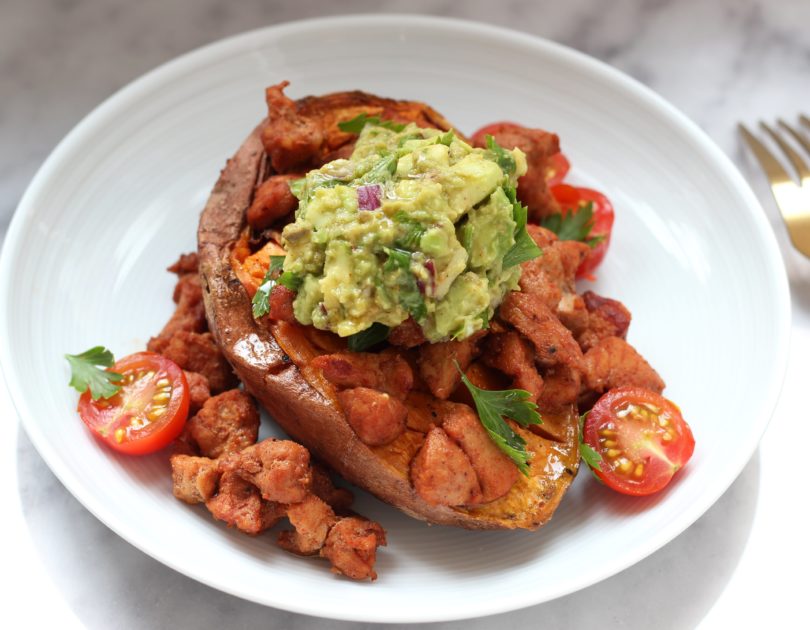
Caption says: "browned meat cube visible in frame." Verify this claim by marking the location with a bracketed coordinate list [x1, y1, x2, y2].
[185, 389, 259, 459]
[246, 173, 301, 230]
[219, 439, 312, 505]
[311, 352, 413, 399]
[167, 252, 199, 275]
[536, 365, 582, 415]
[268, 285, 296, 322]
[310, 464, 354, 513]
[320, 517, 387, 581]
[417, 337, 480, 400]
[170, 454, 220, 504]
[277, 494, 337, 555]
[498, 291, 584, 372]
[388, 317, 426, 348]
[441, 404, 518, 503]
[205, 472, 285, 535]
[183, 370, 211, 415]
[410, 427, 482, 506]
[583, 337, 665, 395]
[155, 331, 238, 393]
[577, 291, 632, 352]
[482, 332, 544, 403]
[337, 387, 407, 446]
[147, 274, 208, 352]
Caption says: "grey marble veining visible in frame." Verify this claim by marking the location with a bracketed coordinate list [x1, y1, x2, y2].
[2, 0, 809, 628]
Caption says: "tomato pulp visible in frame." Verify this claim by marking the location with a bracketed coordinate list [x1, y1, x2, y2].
[583, 387, 695, 496]
[78, 352, 189, 455]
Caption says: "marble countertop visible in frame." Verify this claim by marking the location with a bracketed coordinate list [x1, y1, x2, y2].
[2, 0, 809, 627]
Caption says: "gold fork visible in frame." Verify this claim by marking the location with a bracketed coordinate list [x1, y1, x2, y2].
[739, 115, 810, 258]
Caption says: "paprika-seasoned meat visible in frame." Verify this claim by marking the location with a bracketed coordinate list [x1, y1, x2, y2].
[205, 472, 285, 535]
[185, 389, 259, 459]
[498, 291, 584, 372]
[219, 438, 312, 505]
[388, 317, 426, 348]
[442, 404, 519, 503]
[310, 464, 354, 512]
[155, 331, 239, 393]
[482, 332, 544, 403]
[246, 173, 301, 230]
[167, 252, 199, 276]
[577, 291, 632, 352]
[277, 494, 337, 555]
[170, 454, 220, 504]
[267, 285, 296, 322]
[311, 352, 414, 399]
[183, 370, 211, 414]
[321, 517, 388, 581]
[410, 427, 482, 506]
[583, 336, 665, 395]
[536, 365, 582, 418]
[418, 337, 480, 400]
[337, 387, 408, 446]
[147, 273, 208, 349]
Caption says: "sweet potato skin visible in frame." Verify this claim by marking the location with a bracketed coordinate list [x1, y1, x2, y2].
[197, 97, 579, 530]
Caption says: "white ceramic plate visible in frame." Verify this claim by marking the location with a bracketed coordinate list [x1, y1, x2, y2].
[0, 15, 790, 623]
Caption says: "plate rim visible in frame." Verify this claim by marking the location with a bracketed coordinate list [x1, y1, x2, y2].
[0, 13, 792, 623]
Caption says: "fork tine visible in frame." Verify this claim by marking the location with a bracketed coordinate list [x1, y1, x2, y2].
[760, 121, 810, 181]
[739, 123, 793, 186]
[780, 118, 810, 160]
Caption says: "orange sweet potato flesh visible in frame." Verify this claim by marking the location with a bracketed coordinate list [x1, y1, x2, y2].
[197, 90, 579, 530]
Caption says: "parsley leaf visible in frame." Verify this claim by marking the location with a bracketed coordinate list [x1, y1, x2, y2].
[578, 412, 604, 481]
[338, 113, 406, 134]
[383, 248, 427, 321]
[393, 211, 427, 250]
[359, 153, 397, 184]
[252, 255, 290, 318]
[485, 135, 516, 176]
[347, 322, 390, 352]
[541, 201, 603, 248]
[456, 363, 542, 475]
[65, 346, 123, 400]
[502, 184, 541, 268]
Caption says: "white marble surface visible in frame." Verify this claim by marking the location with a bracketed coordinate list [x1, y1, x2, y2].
[2, 0, 809, 627]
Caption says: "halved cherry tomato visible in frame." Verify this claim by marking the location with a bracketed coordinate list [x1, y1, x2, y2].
[545, 152, 570, 187]
[78, 352, 189, 455]
[583, 387, 695, 496]
[550, 183, 615, 279]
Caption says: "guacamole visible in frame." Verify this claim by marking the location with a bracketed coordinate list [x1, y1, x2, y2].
[280, 121, 531, 342]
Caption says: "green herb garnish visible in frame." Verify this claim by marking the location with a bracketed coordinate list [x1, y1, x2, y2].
[359, 153, 397, 184]
[65, 346, 123, 400]
[485, 135, 516, 176]
[338, 113, 406, 134]
[394, 211, 427, 250]
[502, 184, 542, 268]
[347, 323, 390, 352]
[437, 130, 456, 146]
[578, 412, 603, 481]
[383, 248, 427, 321]
[541, 201, 604, 248]
[456, 363, 542, 475]
[252, 255, 289, 318]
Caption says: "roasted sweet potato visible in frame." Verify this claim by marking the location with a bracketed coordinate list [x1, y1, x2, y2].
[197, 88, 580, 530]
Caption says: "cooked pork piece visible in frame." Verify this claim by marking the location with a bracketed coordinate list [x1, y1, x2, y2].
[267, 285, 296, 322]
[310, 464, 354, 512]
[167, 252, 199, 276]
[582, 336, 665, 395]
[417, 337, 480, 400]
[410, 427, 483, 506]
[577, 291, 632, 352]
[482, 332, 544, 403]
[320, 517, 387, 581]
[147, 273, 208, 349]
[337, 387, 408, 446]
[205, 471, 285, 535]
[185, 389, 259, 459]
[311, 352, 414, 399]
[183, 370, 211, 415]
[277, 494, 337, 555]
[388, 317, 426, 348]
[246, 173, 301, 230]
[153, 331, 238, 393]
[170, 454, 220, 504]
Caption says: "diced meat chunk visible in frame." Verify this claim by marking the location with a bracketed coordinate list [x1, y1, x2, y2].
[220, 439, 311, 505]
[183, 370, 211, 414]
[388, 317, 426, 348]
[205, 472, 284, 535]
[185, 389, 259, 459]
[556, 292, 589, 336]
[170, 454, 220, 504]
[536, 365, 581, 414]
[167, 252, 199, 275]
[337, 387, 407, 446]
[577, 291, 632, 352]
[311, 352, 413, 399]
[147, 273, 208, 350]
[310, 464, 354, 512]
[320, 517, 387, 581]
[277, 494, 337, 555]
[155, 331, 238, 393]
[583, 337, 665, 395]
[498, 292, 584, 372]
[246, 173, 301, 230]
[482, 332, 544, 403]
[442, 404, 518, 503]
[418, 337, 479, 400]
[268, 285, 296, 322]
[262, 82, 325, 172]
[410, 427, 482, 506]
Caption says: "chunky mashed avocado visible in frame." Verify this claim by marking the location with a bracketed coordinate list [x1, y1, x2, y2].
[281, 122, 530, 342]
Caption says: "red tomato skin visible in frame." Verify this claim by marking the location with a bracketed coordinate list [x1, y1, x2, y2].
[78, 352, 189, 455]
[550, 184, 615, 279]
[583, 387, 695, 496]
[545, 152, 570, 187]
